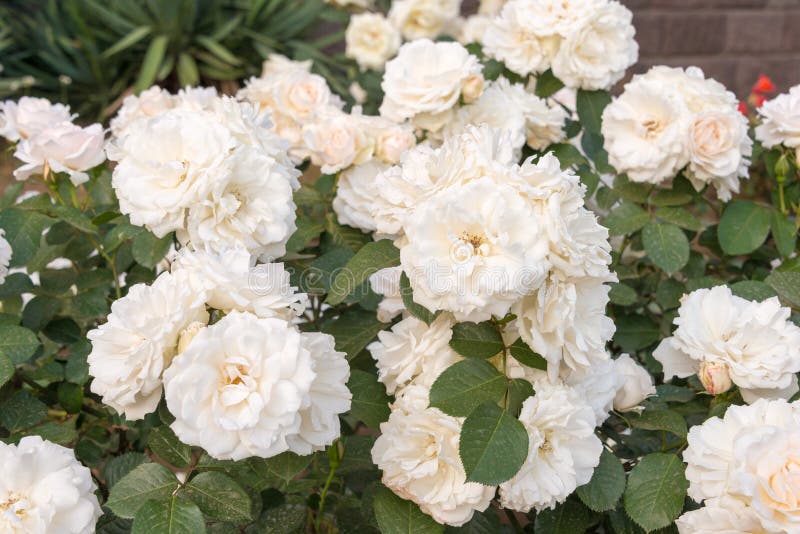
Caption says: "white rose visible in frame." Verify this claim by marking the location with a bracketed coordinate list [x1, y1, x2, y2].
[301, 109, 374, 173]
[0, 436, 101, 533]
[643, 66, 737, 116]
[371, 119, 416, 164]
[687, 109, 752, 201]
[286, 331, 352, 455]
[333, 160, 390, 233]
[0, 96, 73, 141]
[653, 285, 800, 404]
[675, 496, 765, 534]
[369, 266, 405, 322]
[458, 15, 492, 45]
[14, 122, 106, 185]
[563, 356, 618, 425]
[550, 1, 638, 90]
[601, 75, 690, 183]
[479, 0, 506, 15]
[513, 274, 615, 380]
[164, 311, 341, 460]
[110, 86, 175, 137]
[443, 77, 566, 156]
[499, 380, 603, 512]
[380, 39, 483, 130]
[0, 229, 11, 285]
[372, 386, 495, 526]
[612, 353, 655, 412]
[346, 13, 401, 71]
[756, 85, 800, 153]
[87, 270, 209, 419]
[179, 143, 298, 260]
[368, 313, 461, 395]
[401, 177, 550, 321]
[683, 398, 800, 532]
[170, 247, 307, 320]
[372, 125, 515, 236]
[388, 0, 460, 40]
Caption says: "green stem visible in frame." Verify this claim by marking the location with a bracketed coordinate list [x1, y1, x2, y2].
[504, 508, 524, 534]
[315, 442, 340, 532]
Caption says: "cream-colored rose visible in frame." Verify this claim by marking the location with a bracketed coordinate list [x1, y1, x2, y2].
[0, 96, 73, 141]
[653, 285, 800, 404]
[698, 361, 733, 396]
[333, 160, 390, 233]
[756, 85, 800, 154]
[676, 496, 766, 534]
[110, 86, 175, 137]
[458, 15, 492, 45]
[379, 39, 482, 131]
[368, 313, 461, 394]
[612, 353, 655, 412]
[0, 436, 102, 533]
[14, 122, 105, 185]
[0, 230, 10, 286]
[550, 1, 638, 90]
[372, 386, 495, 526]
[346, 13, 401, 71]
[302, 109, 374, 173]
[687, 109, 752, 201]
[388, 0, 460, 40]
[369, 266, 405, 322]
[482, 0, 554, 77]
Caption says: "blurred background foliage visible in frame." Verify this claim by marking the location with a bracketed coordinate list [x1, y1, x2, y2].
[0, 0, 354, 121]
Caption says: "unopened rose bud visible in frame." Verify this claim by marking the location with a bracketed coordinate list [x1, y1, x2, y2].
[699, 361, 732, 395]
[177, 321, 206, 354]
[461, 75, 484, 104]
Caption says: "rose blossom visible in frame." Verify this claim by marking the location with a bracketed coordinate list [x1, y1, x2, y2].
[369, 266, 405, 322]
[14, 122, 106, 185]
[0, 436, 101, 533]
[301, 108, 374, 173]
[0, 229, 11, 285]
[0, 96, 73, 142]
[332, 160, 390, 233]
[345, 13, 401, 71]
[756, 84, 800, 158]
[612, 353, 655, 412]
[387, 0, 460, 40]
[110, 86, 175, 137]
[87, 270, 209, 420]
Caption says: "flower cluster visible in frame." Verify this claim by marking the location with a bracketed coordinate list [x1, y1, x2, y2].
[482, 0, 638, 90]
[602, 66, 752, 200]
[679, 399, 800, 533]
[0, 96, 105, 185]
[756, 83, 800, 161]
[654, 285, 800, 403]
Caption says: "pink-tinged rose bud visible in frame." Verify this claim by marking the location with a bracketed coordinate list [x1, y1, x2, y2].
[461, 75, 485, 104]
[699, 361, 732, 395]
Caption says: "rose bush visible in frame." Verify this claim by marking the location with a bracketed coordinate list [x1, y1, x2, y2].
[0, 0, 798, 532]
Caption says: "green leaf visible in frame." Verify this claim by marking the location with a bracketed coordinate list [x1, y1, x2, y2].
[103, 25, 152, 58]
[613, 176, 650, 203]
[400, 272, 438, 325]
[577, 449, 626, 512]
[651, 190, 693, 207]
[0, 272, 34, 299]
[253, 451, 313, 490]
[508, 338, 547, 371]
[49, 204, 96, 233]
[348, 369, 391, 428]
[642, 222, 690, 274]
[534, 69, 565, 98]
[0, 352, 13, 387]
[551, 143, 588, 169]
[136, 34, 169, 92]
[176, 53, 200, 87]
[103, 453, 149, 489]
[132, 231, 172, 269]
[0, 208, 53, 267]
[325, 239, 400, 305]
[506, 378, 534, 416]
[373, 486, 443, 534]
[603, 202, 650, 236]
[765, 271, 800, 308]
[22, 296, 60, 332]
[321, 309, 387, 360]
[444, 508, 502, 533]
[185, 472, 252, 521]
[730, 280, 777, 302]
[57, 382, 83, 413]
[576, 89, 611, 134]
[448, 322, 504, 359]
[0, 324, 40, 364]
[0, 390, 46, 431]
[534, 497, 595, 533]
[623, 453, 688, 532]
[655, 207, 702, 232]
[106, 463, 180, 519]
[285, 217, 324, 253]
[460, 402, 528, 485]
[629, 409, 687, 438]
[429, 359, 507, 417]
[718, 200, 771, 255]
[609, 283, 638, 306]
[131, 496, 206, 534]
[614, 314, 659, 352]
[148, 426, 192, 468]
[43, 318, 81, 344]
[771, 209, 797, 258]
[656, 279, 684, 310]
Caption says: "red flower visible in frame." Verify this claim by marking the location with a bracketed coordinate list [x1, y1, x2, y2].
[752, 74, 776, 94]
[738, 101, 748, 116]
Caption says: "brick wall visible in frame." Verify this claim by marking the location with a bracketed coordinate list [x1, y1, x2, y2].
[625, 0, 800, 97]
